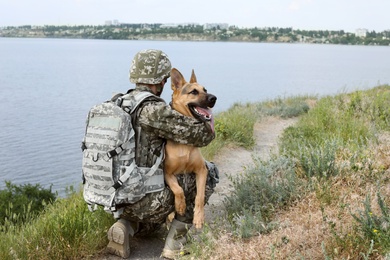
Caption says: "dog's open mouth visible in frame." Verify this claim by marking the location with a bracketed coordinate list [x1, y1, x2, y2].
[189, 105, 215, 133]
[190, 105, 212, 121]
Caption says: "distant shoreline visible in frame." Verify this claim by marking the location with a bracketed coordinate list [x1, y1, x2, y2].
[1, 24, 389, 46]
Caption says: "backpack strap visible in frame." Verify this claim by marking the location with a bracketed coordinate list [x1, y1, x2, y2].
[111, 145, 164, 189]
[104, 90, 161, 159]
[107, 148, 164, 215]
[105, 128, 136, 160]
[106, 91, 165, 212]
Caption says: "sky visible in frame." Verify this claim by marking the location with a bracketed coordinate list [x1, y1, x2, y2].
[0, 0, 389, 33]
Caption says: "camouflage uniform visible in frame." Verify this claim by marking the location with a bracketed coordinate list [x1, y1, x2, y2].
[119, 85, 219, 232]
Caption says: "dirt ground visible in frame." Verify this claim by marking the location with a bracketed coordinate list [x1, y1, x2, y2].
[97, 117, 297, 260]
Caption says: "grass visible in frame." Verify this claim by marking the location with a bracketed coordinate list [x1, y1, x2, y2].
[0, 187, 114, 260]
[201, 102, 257, 160]
[1, 86, 390, 259]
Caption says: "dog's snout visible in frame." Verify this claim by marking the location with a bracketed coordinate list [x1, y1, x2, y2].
[207, 94, 217, 108]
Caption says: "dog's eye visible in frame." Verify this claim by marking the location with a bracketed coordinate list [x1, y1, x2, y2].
[189, 89, 199, 95]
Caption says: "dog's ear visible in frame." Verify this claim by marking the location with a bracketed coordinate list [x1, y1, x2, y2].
[189, 69, 197, 83]
[170, 68, 187, 91]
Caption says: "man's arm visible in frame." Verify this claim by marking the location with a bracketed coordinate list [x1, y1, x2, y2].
[138, 101, 215, 147]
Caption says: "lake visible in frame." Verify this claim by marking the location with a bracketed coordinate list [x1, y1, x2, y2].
[0, 37, 389, 196]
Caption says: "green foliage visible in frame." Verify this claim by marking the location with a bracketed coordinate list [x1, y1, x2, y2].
[0, 189, 114, 259]
[4, 25, 390, 46]
[296, 138, 340, 179]
[186, 224, 217, 258]
[257, 96, 312, 119]
[225, 156, 300, 238]
[202, 96, 312, 161]
[351, 192, 390, 254]
[279, 88, 390, 179]
[344, 87, 390, 130]
[214, 103, 257, 148]
[201, 102, 258, 160]
[282, 95, 371, 152]
[0, 181, 56, 226]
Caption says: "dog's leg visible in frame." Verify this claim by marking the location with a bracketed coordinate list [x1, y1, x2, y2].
[193, 164, 208, 229]
[164, 172, 186, 216]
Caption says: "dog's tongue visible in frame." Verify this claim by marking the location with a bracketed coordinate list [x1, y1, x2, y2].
[196, 107, 215, 133]
[210, 115, 215, 133]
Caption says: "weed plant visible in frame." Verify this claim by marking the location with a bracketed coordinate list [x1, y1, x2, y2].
[225, 155, 300, 238]
[257, 95, 312, 118]
[351, 192, 390, 255]
[295, 138, 340, 179]
[0, 181, 56, 226]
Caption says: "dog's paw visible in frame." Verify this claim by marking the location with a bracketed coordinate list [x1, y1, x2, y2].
[193, 216, 204, 229]
[193, 207, 204, 229]
[175, 199, 186, 216]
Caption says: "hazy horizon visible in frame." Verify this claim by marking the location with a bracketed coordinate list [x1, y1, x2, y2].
[1, 0, 389, 33]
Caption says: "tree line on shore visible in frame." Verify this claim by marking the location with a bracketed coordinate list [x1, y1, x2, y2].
[1, 24, 390, 46]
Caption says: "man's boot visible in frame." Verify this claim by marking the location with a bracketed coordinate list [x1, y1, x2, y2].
[161, 219, 192, 259]
[107, 219, 138, 258]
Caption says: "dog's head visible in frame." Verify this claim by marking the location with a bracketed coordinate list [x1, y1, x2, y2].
[170, 68, 217, 131]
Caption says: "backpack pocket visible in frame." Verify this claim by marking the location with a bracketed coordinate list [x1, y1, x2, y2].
[82, 150, 114, 208]
[115, 166, 165, 205]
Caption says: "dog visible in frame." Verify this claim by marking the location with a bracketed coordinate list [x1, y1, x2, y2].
[164, 68, 217, 229]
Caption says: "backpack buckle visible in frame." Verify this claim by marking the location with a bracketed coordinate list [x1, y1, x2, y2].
[116, 97, 123, 106]
[107, 145, 124, 159]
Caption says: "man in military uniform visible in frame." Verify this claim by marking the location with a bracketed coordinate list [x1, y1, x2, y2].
[106, 49, 218, 259]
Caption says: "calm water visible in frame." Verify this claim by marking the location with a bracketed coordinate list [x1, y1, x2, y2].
[0, 37, 389, 195]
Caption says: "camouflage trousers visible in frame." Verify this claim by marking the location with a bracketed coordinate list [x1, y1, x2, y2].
[118, 161, 219, 233]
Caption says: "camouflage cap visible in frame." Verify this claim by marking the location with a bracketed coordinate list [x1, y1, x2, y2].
[129, 49, 172, 84]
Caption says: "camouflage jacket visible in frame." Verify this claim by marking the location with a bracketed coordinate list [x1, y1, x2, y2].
[129, 85, 215, 168]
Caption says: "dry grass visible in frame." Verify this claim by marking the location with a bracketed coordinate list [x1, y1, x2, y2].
[202, 182, 389, 260]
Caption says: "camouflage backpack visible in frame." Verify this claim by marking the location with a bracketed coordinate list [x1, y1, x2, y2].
[81, 91, 165, 217]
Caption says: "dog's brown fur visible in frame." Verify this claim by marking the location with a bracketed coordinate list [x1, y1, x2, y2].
[164, 68, 216, 229]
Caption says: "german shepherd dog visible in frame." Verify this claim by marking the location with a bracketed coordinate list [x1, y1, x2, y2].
[164, 68, 217, 229]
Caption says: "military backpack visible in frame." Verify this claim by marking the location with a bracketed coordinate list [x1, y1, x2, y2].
[81, 91, 165, 218]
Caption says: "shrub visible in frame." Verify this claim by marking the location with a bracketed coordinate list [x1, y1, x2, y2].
[215, 102, 257, 149]
[0, 181, 56, 226]
[258, 96, 312, 118]
[225, 156, 300, 238]
[295, 138, 340, 179]
[351, 192, 390, 255]
[0, 189, 114, 260]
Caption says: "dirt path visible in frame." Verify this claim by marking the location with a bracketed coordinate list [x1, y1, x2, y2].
[97, 117, 297, 260]
[205, 117, 297, 223]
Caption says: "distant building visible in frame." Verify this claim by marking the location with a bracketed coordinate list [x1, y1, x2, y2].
[203, 23, 229, 30]
[105, 20, 112, 26]
[355, 28, 368, 37]
[160, 23, 199, 28]
[160, 23, 179, 28]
